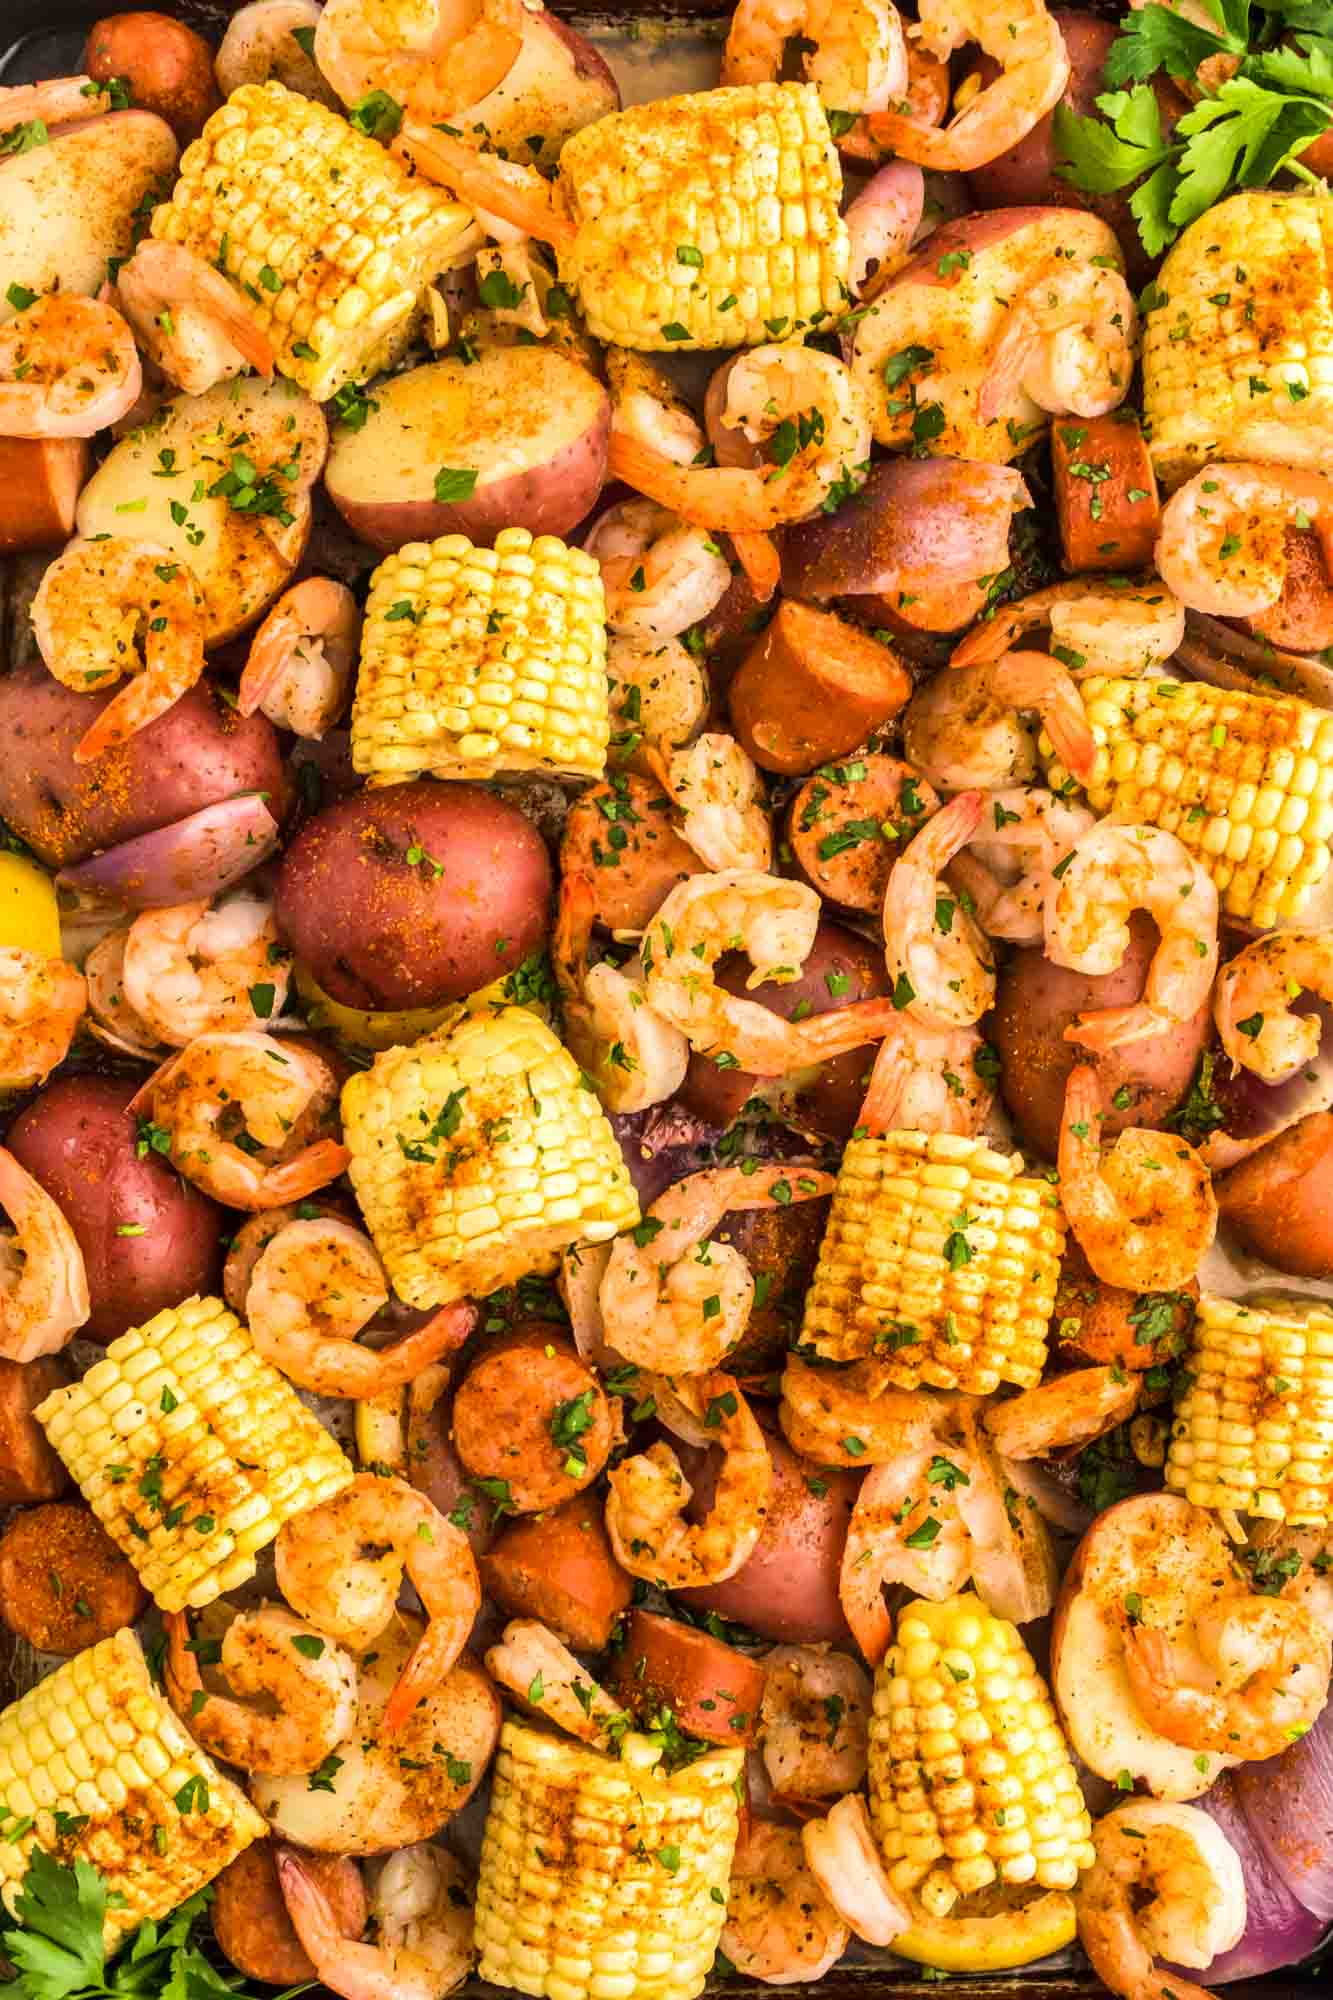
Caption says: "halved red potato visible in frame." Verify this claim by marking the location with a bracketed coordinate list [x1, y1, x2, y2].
[850, 209, 1124, 464]
[325, 346, 609, 552]
[455, 11, 619, 169]
[0, 111, 178, 314]
[76, 377, 326, 645]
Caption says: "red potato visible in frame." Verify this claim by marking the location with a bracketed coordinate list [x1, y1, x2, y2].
[0, 1356, 72, 1503]
[0, 112, 178, 314]
[992, 910, 1212, 1159]
[441, 8, 618, 170]
[781, 458, 1030, 605]
[1215, 1109, 1333, 1276]
[608, 1607, 768, 1745]
[6, 1074, 226, 1343]
[451, 1323, 614, 1513]
[700, 569, 775, 691]
[273, 780, 552, 1010]
[84, 12, 220, 144]
[1243, 529, 1333, 654]
[786, 756, 938, 915]
[480, 1494, 632, 1649]
[560, 772, 705, 932]
[212, 1843, 365, 1986]
[1053, 1241, 1198, 1371]
[1052, 411, 1160, 573]
[727, 602, 912, 776]
[0, 1504, 147, 1653]
[0, 439, 88, 554]
[325, 348, 610, 551]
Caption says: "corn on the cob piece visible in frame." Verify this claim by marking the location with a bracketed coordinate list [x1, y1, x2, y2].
[1165, 1292, 1333, 1527]
[476, 1719, 743, 2000]
[799, 1130, 1064, 1388]
[1143, 191, 1333, 487]
[1041, 673, 1333, 930]
[867, 1595, 1092, 1970]
[342, 1007, 639, 1307]
[0, 1628, 265, 1944]
[352, 527, 609, 783]
[556, 82, 850, 350]
[150, 81, 473, 401]
[35, 1296, 352, 1612]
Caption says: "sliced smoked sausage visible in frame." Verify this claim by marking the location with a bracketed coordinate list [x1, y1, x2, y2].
[0, 1503, 147, 1653]
[1052, 412, 1159, 573]
[560, 772, 704, 931]
[452, 1323, 614, 1513]
[609, 1607, 768, 1745]
[480, 1494, 632, 1649]
[727, 602, 912, 776]
[786, 756, 938, 913]
[0, 1355, 72, 1503]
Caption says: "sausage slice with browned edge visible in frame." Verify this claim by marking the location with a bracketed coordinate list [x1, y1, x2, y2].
[1052, 412, 1159, 573]
[560, 772, 705, 931]
[727, 602, 912, 775]
[0, 1354, 72, 1503]
[212, 1842, 365, 1986]
[480, 1494, 632, 1650]
[451, 1322, 615, 1514]
[0, 1503, 147, 1653]
[787, 755, 939, 913]
[0, 440, 89, 555]
[609, 1606, 768, 1745]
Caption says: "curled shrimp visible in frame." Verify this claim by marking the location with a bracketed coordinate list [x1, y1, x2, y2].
[856, 1013, 996, 1137]
[760, 1646, 872, 1800]
[247, 1219, 475, 1398]
[215, 0, 345, 105]
[0, 75, 117, 132]
[484, 1620, 622, 1748]
[1044, 823, 1219, 1050]
[0, 1147, 89, 1362]
[238, 577, 360, 737]
[31, 538, 207, 764]
[948, 785, 1096, 945]
[275, 1472, 481, 1734]
[315, 0, 525, 119]
[605, 1371, 772, 1587]
[0, 948, 86, 1089]
[84, 928, 163, 1061]
[554, 872, 689, 1115]
[121, 894, 291, 1047]
[720, 0, 906, 113]
[1077, 1802, 1243, 2000]
[721, 1820, 849, 1985]
[801, 1796, 910, 1950]
[882, 791, 996, 1029]
[648, 732, 773, 872]
[143, 1029, 349, 1210]
[1213, 929, 1333, 1083]
[599, 1164, 835, 1377]
[114, 241, 274, 397]
[844, 161, 925, 301]
[1122, 1593, 1332, 1763]
[584, 500, 731, 641]
[1156, 463, 1333, 619]
[779, 1353, 948, 1468]
[606, 634, 709, 755]
[901, 652, 1097, 793]
[868, 0, 1070, 171]
[983, 1365, 1140, 1460]
[0, 294, 141, 437]
[951, 579, 1185, 680]
[978, 262, 1137, 423]
[165, 1604, 358, 1775]
[279, 1842, 474, 2000]
[1058, 1064, 1217, 1291]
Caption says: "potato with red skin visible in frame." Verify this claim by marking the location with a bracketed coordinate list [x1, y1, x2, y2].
[1215, 1109, 1333, 1277]
[560, 773, 704, 932]
[84, 12, 220, 144]
[452, 1323, 614, 1513]
[992, 910, 1212, 1159]
[274, 780, 551, 1011]
[609, 1607, 768, 1745]
[6, 1075, 225, 1345]
[0, 1356, 72, 1504]
[1053, 1240, 1198, 1370]
[1243, 529, 1333, 654]
[0, 1504, 147, 1654]
[480, 1494, 632, 1649]
[212, 1843, 365, 1986]
[711, 1200, 831, 1376]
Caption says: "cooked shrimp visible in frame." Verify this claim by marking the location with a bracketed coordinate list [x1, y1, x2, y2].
[1044, 823, 1219, 1050]
[640, 871, 904, 1074]
[599, 1164, 835, 1377]
[237, 577, 359, 737]
[844, 160, 925, 300]
[947, 785, 1096, 945]
[83, 928, 163, 1061]
[839, 1445, 974, 1663]
[143, 1029, 349, 1209]
[115, 241, 275, 397]
[606, 633, 709, 755]
[394, 120, 572, 243]
[247, 1219, 475, 1398]
[901, 651, 1097, 793]
[1156, 462, 1333, 617]
[484, 1620, 622, 1748]
[722, 1819, 849, 1985]
[121, 894, 291, 1047]
[882, 791, 996, 1028]
[0, 293, 141, 437]
[0, 75, 115, 132]
[779, 1353, 947, 1468]
[554, 873, 689, 1115]
[605, 1372, 771, 1587]
[760, 1647, 871, 1801]
[1058, 1064, 1217, 1291]
[1077, 1802, 1244, 2000]
[979, 262, 1137, 422]
[802, 1797, 910, 1950]
[0, 1147, 89, 1362]
[648, 732, 773, 872]
[165, 1604, 358, 1776]
[0, 949, 86, 1089]
[222, 1201, 343, 1314]
[584, 500, 731, 641]
[215, 0, 344, 104]
[279, 1842, 474, 2000]
[951, 578, 1185, 679]
[1122, 1593, 1331, 1763]
[721, 0, 906, 113]
[868, 0, 1070, 172]
[983, 1365, 1140, 1460]
[315, 0, 525, 119]
[31, 538, 207, 764]
[856, 1013, 996, 1137]
[275, 1472, 480, 1732]
[1213, 929, 1333, 1083]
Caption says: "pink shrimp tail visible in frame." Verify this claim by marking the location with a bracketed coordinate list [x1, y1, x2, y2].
[388, 1298, 476, 1378]
[381, 1624, 458, 1735]
[237, 607, 299, 716]
[1042, 690, 1097, 785]
[264, 1140, 352, 1202]
[731, 530, 780, 601]
[976, 312, 1035, 423]
[925, 787, 986, 858]
[394, 121, 574, 246]
[274, 1847, 340, 1957]
[1066, 1003, 1166, 1052]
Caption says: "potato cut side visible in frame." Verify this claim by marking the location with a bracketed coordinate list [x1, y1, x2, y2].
[0, 113, 178, 313]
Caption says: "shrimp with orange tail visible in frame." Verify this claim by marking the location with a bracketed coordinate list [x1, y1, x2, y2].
[856, 1012, 996, 1137]
[1076, 1802, 1244, 2000]
[978, 260, 1137, 422]
[165, 1605, 358, 1775]
[114, 241, 275, 396]
[1121, 1593, 1331, 1763]
[868, 0, 1069, 172]
[0, 1147, 89, 1362]
[882, 791, 996, 1028]
[902, 652, 1097, 794]
[238, 577, 360, 737]
[1058, 1064, 1217, 1291]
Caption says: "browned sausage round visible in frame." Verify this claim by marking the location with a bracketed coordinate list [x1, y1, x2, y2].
[0, 440, 88, 555]
[1246, 530, 1333, 654]
[844, 576, 988, 638]
[407, 1372, 498, 1559]
[1052, 412, 1159, 574]
[480, 1494, 632, 1649]
[0, 1504, 146, 1653]
[0, 1356, 72, 1504]
[711, 1200, 831, 1377]
[608, 1607, 768, 1745]
[212, 1842, 365, 1986]
[560, 772, 704, 932]
[727, 602, 913, 775]
[452, 1323, 614, 1513]
[83, 12, 220, 144]
[786, 755, 939, 914]
[1215, 1109, 1333, 1277]
[1053, 1242, 1198, 1371]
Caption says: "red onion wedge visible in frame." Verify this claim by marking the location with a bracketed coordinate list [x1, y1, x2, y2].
[1181, 1772, 1328, 1982]
[57, 794, 281, 909]
[1234, 1693, 1333, 1924]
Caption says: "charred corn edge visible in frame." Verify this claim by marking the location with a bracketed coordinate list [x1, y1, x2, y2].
[799, 1130, 1064, 1389]
[150, 80, 473, 401]
[352, 527, 609, 784]
[556, 81, 850, 350]
[475, 1720, 744, 2000]
[0, 1628, 265, 1943]
[1040, 673, 1333, 930]
[35, 1295, 354, 1612]
[1165, 1290, 1333, 1525]
[342, 1008, 639, 1309]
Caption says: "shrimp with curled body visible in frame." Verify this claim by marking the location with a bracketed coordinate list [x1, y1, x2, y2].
[901, 652, 1097, 794]
[121, 894, 291, 1047]
[484, 1620, 622, 1747]
[0, 1147, 89, 1362]
[1156, 462, 1333, 618]
[84, 929, 163, 1061]
[554, 872, 689, 1114]
[315, 0, 527, 123]
[165, 1604, 358, 1775]
[844, 161, 925, 300]
[114, 242, 274, 397]
[605, 1371, 771, 1587]
[1058, 1064, 1217, 1290]
[856, 1013, 996, 1137]
[215, 0, 345, 104]
[882, 791, 996, 1028]
[647, 732, 773, 872]
[780, 1353, 949, 1468]
[0, 294, 142, 437]
[1122, 1592, 1332, 1762]
[1076, 1802, 1244, 2000]
[868, 0, 1070, 172]
[721, 0, 906, 114]
[947, 785, 1095, 946]
[279, 1842, 475, 2000]
[951, 578, 1185, 679]
[760, 1646, 871, 1800]
[983, 1365, 1140, 1460]
[0, 75, 116, 132]
[237, 577, 359, 737]
[584, 500, 731, 641]
[978, 262, 1137, 422]
[1213, 930, 1333, 1083]
[721, 1820, 850, 1985]
[801, 1797, 910, 1949]
[0, 949, 86, 1090]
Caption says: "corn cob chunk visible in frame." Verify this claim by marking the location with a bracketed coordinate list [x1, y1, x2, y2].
[799, 1130, 1063, 1388]
[343, 1007, 639, 1307]
[151, 81, 473, 401]
[557, 82, 850, 350]
[0, 1628, 264, 1944]
[352, 527, 609, 783]
[35, 1296, 352, 1612]
[1143, 191, 1333, 486]
[1165, 1292, 1333, 1526]
[476, 1719, 744, 2000]
[1040, 674, 1333, 930]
